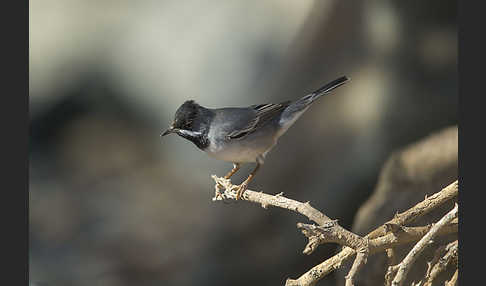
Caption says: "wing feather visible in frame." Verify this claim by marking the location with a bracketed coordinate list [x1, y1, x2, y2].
[226, 101, 291, 140]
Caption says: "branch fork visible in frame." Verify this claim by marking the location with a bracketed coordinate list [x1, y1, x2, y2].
[211, 175, 458, 286]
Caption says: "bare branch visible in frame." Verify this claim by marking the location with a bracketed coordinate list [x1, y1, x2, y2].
[386, 248, 398, 266]
[422, 240, 458, 286]
[368, 181, 458, 239]
[286, 221, 457, 286]
[417, 244, 447, 286]
[296, 222, 367, 255]
[344, 244, 369, 286]
[369, 222, 457, 253]
[212, 176, 330, 225]
[295, 222, 370, 286]
[212, 175, 458, 286]
[445, 269, 458, 286]
[385, 265, 400, 286]
[285, 180, 458, 286]
[212, 175, 374, 286]
[213, 175, 370, 251]
[390, 203, 458, 286]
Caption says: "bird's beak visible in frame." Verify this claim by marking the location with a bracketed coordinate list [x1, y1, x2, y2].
[161, 126, 174, 137]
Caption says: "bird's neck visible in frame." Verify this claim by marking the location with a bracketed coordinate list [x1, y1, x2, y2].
[176, 129, 209, 150]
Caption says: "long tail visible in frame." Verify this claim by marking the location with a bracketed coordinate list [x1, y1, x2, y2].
[299, 76, 349, 103]
[277, 76, 349, 133]
[281, 76, 349, 118]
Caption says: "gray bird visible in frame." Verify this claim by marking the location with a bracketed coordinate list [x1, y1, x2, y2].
[161, 76, 349, 199]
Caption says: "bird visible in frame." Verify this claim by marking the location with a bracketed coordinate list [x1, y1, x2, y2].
[161, 76, 349, 200]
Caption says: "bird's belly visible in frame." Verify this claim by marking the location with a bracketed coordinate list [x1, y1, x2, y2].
[206, 138, 276, 163]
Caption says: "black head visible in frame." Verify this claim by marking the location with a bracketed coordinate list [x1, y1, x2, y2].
[172, 100, 201, 131]
[161, 100, 212, 149]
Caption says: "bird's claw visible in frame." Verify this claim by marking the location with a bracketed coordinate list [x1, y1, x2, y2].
[235, 182, 248, 200]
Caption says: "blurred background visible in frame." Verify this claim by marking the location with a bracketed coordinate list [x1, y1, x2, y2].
[29, 1, 457, 285]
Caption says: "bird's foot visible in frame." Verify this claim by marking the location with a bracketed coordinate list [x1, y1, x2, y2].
[211, 175, 248, 201]
[212, 175, 234, 202]
[235, 182, 248, 200]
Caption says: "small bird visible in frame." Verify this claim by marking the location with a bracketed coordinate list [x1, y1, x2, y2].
[161, 76, 349, 199]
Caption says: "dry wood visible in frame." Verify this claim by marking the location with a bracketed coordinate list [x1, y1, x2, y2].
[213, 175, 330, 225]
[390, 203, 458, 286]
[285, 180, 458, 286]
[213, 176, 368, 251]
[212, 175, 458, 286]
[445, 269, 458, 286]
[422, 240, 458, 286]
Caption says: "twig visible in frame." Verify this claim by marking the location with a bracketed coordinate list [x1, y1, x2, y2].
[383, 248, 399, 286]
[445, 269, 458, 286]
[386, 248, 398, 266]
[368, 181, 458, 239]
[296, 222, 366, 255]
[212, 176, 458, 286]
[385, 265, 400, 286]
[213, 176, 368, 253]
[390, 203, 458, 286]
[212, 175, 373, 286]
[212, 175, 329, 225]
[422, 240, 458, 286]
[419, 244, 447, 286]
[287, 221, 457, 286]
[344, 243, 369, 286]
[295, 222, 369, 286]
[368, 222, 457, 253]
[285, 180, 458, 286]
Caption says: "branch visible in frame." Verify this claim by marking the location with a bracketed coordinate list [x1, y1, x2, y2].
[367, 180, 458, 239]
[420, 244, 447, 285]
[212, 176, 458, 286]
[212, 176, 368, 250]
[422, 240, 458, 286]
[288, 216, 457, 286]
[285, 180, 458, 286]
[369, 221, 457, 252]
[445, 269, 458, 286]
[296, 222, 366, 255]
[385, 265, 399, 286]
[212, 175, 370, 286]
[390, 203, 458, 286]
[295, 222, 369, 286]
[212, 175, 329, 225]
[344, 244, 368, 286]
[386, 248, 398, 267]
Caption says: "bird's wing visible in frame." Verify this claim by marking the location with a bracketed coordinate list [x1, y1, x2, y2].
[226, 101, 291, 140]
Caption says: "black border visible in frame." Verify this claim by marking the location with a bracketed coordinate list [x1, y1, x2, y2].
[458, 1, 480, 285]
[4, 0, 28, 284]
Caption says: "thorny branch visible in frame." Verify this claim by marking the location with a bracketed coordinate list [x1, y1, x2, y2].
[213, 176, 368, 255]
[285, 180, 458, 286]
[445, 269, 458, 286]
[211, 175, 458, 286]
[389, 203, 458, 286]
[422, 240, 458, 286]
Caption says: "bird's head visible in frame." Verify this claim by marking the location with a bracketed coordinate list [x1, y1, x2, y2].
[161, 100, 201, 136]
[160, 100, 212, 150]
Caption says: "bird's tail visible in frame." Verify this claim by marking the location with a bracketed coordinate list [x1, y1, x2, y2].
[298, 76, 349, 105]
[277, 76, 349, 134]
[280, 76, 349, 120]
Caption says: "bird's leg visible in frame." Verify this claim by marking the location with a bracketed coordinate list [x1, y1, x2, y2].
[224, 163, 241, 179]
[235, 163, 260, 200]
